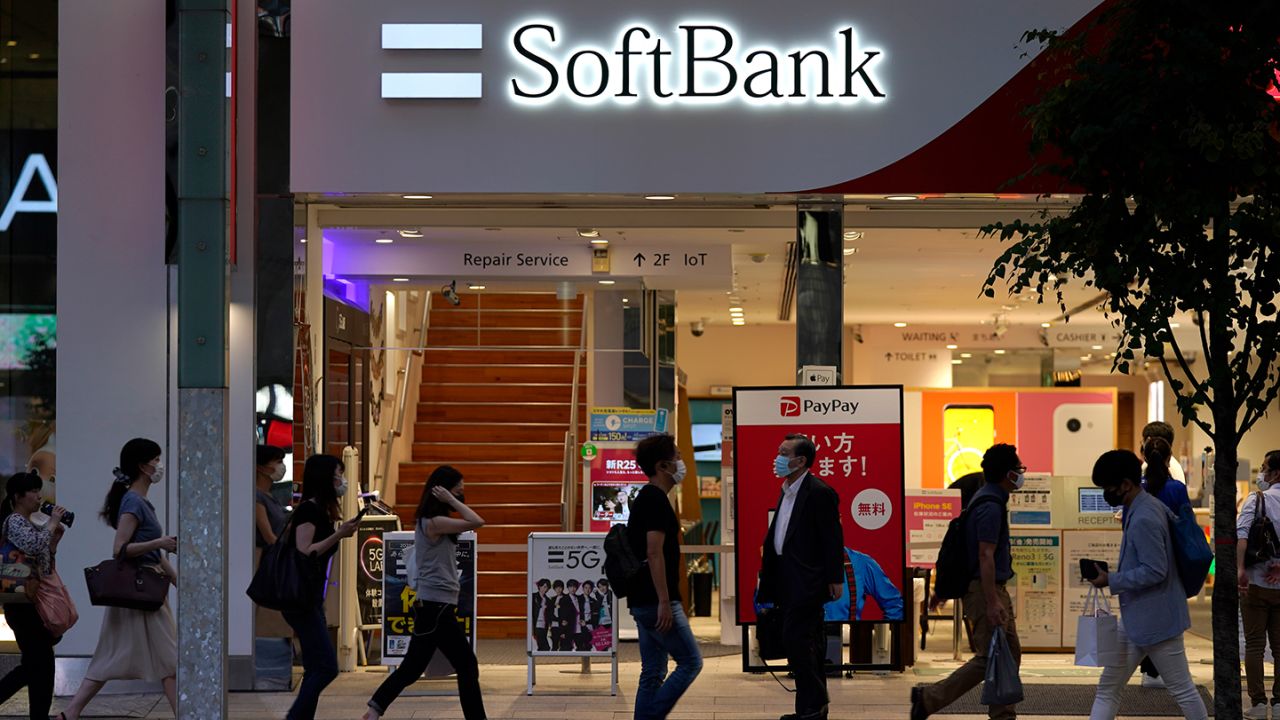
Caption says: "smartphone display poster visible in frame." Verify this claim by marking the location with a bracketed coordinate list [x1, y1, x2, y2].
[942, 404, 994, 484]
[1060, 530, 1122, 647]
[906, 489, 962, 568]
[585, 446, 650, 532]
[382, 531, 477, 676]
[1011, 532, 1063, 648]
[733, 386, 905, 624]
[527, 533, 616, 657]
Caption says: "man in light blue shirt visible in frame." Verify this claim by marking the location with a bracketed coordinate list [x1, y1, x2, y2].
[1236, 449, 1280, 719]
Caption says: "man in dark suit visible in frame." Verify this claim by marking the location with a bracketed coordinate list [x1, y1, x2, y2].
[531, 578, 551, 651]
[758, 434, 845, 720]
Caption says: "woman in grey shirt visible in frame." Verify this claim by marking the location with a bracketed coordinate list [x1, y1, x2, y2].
[363, 466, 487, 720]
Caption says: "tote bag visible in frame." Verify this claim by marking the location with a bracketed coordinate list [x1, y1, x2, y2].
[32, 567, 78, 637]
[1074, 586, 1122, 667]
[246, 513, 319, 612]
[981, 627, 1024, 706]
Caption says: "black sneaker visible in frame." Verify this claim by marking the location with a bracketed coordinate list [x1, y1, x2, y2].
[911, 686, 929, 720]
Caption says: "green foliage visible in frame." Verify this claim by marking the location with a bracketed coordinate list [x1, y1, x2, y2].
[982, 0, 1280, 440]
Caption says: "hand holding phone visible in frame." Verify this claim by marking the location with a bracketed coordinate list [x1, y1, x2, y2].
[1080, 558, 1109, 581]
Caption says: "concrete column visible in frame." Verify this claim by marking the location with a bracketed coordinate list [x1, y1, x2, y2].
[795, 204, 844, 377]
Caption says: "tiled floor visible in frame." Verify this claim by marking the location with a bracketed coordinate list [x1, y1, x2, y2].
[13, 616, 1225, 719]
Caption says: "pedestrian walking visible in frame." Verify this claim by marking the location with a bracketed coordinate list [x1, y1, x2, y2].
[1238, 450, 1280, 719]
[363, 465, 486, 720]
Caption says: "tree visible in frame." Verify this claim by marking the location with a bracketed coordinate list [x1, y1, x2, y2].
[981, 2, 1280, 715]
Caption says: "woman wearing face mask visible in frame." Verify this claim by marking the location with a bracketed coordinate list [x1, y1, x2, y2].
[1236, 450, 1280, 719]
[363, 465, 486, 720]
[282, 454, 361, 720]
[1085, 450, 1207, 720]
[254, 444, 288, 548]
[0, 471, 66, 720]
[59, 438, 179, 720]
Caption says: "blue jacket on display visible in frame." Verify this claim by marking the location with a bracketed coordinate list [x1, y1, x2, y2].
[823, 548, 904, 622]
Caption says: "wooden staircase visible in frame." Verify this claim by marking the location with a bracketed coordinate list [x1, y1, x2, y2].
[396, 293, 586, 638]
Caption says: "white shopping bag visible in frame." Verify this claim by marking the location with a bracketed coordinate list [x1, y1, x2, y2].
[1075, 586, 1122, 667]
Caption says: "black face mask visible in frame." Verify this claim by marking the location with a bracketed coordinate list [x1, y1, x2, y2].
[453, 492, 465, 504]
[1103, 485, 1126, 507]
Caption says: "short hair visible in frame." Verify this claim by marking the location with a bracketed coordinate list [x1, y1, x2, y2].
[1141, 421, 1175, 444]
[598, 578, 609, 587]
[1092, 449, 1142, 489]
[635, 433, 678, 477]
[567, 579, 580, 589]
[582, 580, 594, 589]
[552, 580, 564, 590]
[536, 578, 550, 589]
[981, 444, 1020, 485]
[785, 433, 816, 469]
[1265, 450, 1280, 473]
[257, 444, 286, 467]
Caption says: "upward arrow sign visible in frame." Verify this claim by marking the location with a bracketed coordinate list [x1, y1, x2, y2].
[633, 252, 645, 267]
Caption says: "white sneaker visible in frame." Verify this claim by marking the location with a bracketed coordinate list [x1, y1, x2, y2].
[1140, 673, 1165, 689]
[1244, 702, 1269, 719]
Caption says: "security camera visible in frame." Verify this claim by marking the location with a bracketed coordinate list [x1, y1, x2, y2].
[690, 320, 706, 337]
[749, 253, 768, 264]
[441, 280, 461, 307]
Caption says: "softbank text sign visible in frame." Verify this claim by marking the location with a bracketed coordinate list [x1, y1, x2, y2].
[381, 21, 886, 106]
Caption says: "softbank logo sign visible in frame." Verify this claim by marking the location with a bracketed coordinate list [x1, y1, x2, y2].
[780, 397, 802, 417]
[379, 20, 886, 106]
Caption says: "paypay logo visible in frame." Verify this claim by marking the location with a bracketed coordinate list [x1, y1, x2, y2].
[779, 396, 801, 417]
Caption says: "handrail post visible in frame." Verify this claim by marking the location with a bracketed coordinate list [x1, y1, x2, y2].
[563, 299, 588, 531]
[375, 291, 432, 499]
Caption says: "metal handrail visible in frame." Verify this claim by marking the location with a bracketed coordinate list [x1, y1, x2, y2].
[562, 301, 588, 531]
[374, 291, 432, 497]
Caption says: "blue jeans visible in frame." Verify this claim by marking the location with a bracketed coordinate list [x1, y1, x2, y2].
[630, 602, 703, 720]
[282, 604, 339, 720]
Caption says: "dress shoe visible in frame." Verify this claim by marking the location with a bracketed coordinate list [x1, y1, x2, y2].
[911, 686, 929, 720]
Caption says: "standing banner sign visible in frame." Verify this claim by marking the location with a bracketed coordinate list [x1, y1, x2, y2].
[382, 530, 477, 677]
[357, 514, 402, 629]
[526, 532, 618, 695]
[734, 386, 906, 624]
[585, 446, 650, 532]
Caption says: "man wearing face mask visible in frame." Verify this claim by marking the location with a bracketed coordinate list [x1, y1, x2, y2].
[757, 433, 844, 720]
[255, 445, 288, 548]
[912, 443, 1023, 720]
[627, 432, 702, 720]
[1237, 450, 1280, 719]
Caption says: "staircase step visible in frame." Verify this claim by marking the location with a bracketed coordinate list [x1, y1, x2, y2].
[438, 294, 583, 311]
[428, 328, 582, 347]
[397, 482, 562, 507]
[475, 525, 560, 544]
[421, 364, 586, 384]
[414, 422, 570, 443]
[411, 442, 564, 463]
[399, 462, 563, 484]
[423, 348, 580, 365]
[471, 504, 562, 525]
[478, 571, 527, 595]
[419, 383, 579, 403]
[478, 595, 529, 617]
[474, 618, 525, 639]
[477, 551, 535, 572]
[415, 403, 585, 424]
[430, 310, 583, 330]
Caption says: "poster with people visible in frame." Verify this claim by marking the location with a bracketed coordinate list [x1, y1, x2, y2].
[585, 446, 650, 532]
[382, 530, 477, 676]
[734, 386, 906, 624]
[527, 532, 616, 656]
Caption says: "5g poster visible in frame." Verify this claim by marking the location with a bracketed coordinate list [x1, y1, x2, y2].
[527, 533, 617, 657]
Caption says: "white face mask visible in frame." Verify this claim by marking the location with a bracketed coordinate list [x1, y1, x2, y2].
[671, 459, 688, 484]
[1011, 472, 1025, 490]
[1258, 472, 1271, 492]
[269, 464, 286, 483]
[335, 476, 348, 497]
[149, 462, 165, 485]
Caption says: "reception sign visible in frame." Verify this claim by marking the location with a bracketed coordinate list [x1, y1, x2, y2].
[733, 386, 905, 623]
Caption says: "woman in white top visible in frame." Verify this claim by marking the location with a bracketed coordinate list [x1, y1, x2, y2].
[1237, 450, 1280, 719]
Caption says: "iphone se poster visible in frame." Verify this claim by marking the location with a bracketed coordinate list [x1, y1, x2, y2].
[733, 386, 905, 624]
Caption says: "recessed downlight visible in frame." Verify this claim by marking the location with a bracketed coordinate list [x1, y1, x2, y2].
[590, 239, 609, 246]
[392, 278, 410, 283]
[375, 237, 394, 244]
[884, 195, 919, 201]
[402, 194, 433, 199]
[644, 195, 676, 201]
[1041, 322, 1052, 328]
[893, 322, 908, 328]
[577, 228, 601, 239]
[728, 306, 744, 312]
[1091, 345, 1104, 350]
[468, 284, 486, 290]
[952, 360, 963, 365]
[946, 344, 958, 350]
[398, 229, 423, 238]
[960, 353, 973, 359]
[598, 280, 616, 285]
[1170, 322, 1182, 328]
[994, 349, 1007, 355]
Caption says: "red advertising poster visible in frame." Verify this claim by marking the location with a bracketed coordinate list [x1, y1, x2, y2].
[734, 386, 905, 624]
[586, 447, 649, 533]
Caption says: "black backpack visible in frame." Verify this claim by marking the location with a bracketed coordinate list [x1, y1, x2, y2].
[1246, 491, 1280, 567]
[603, 524, 645, 598]
[933, 494, 1005, 600]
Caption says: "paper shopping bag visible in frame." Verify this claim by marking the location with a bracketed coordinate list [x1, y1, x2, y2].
[1074, 586, 1122, 667]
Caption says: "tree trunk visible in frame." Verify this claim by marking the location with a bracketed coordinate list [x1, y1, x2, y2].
[1211, 409, 1241, 719]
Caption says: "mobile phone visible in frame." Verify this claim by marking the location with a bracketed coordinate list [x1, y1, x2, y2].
[354, 505, 369, 521]
[1080, 558, 1109, 580]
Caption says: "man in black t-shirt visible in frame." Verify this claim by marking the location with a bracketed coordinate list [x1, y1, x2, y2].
[627, 433, 703, 720]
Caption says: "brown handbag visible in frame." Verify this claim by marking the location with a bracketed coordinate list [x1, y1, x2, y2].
[83, 543, 169, 611]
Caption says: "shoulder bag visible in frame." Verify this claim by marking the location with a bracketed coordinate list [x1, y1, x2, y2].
[0, 519, 35, 604]
[246, 508, 321, 612]
[32, 561, 78, 636]
[84, 542, 169, 611]
[1246, 492, 1280, 567]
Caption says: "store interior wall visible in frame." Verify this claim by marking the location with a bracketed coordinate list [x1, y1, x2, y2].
[676, 324, 796, 396]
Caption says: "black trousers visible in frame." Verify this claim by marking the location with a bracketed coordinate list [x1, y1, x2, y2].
[0, 603, 58, 720]
[781, 604, 828, 718]
[369, 601, 486, 720]
[533, 627, 549, 651]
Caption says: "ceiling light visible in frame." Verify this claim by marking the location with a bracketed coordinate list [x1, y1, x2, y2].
[392, 278, 410, 283]
[27, 53, 38, 60]
[299, 238, 307, 244]
[732, 319, 746, 326]
[960, 353, 973, 359]
[1081, 355, 1091, 361]
[589, 239, 609, 246]
[402, 194, 433, 199]
[728, 306, 743, 312]
[622, 298, 630, 304]
[468, 284, 486, 290]
[375, 237, 394, 244]
[843, 230, 864, 241]
[842, 247, 859, 256]
[4, 40, 15, 47]
[730, 313, 745, 319]
[1041, 322, 1051, 328]
[893, 322, 908, 328]
[994, 349, 1007, 355]
[398, 229, 423, 238]
[598, 280, 616, 285]
[1170, 322, 1181, 328]
[952, 360, 963, 365]
[946, 344, 958, 350]
[577, 229, 601, 239]
[644, 195, 676, 201]
[884, 195, 919, 201]
[1091, 345, 1103, 350]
